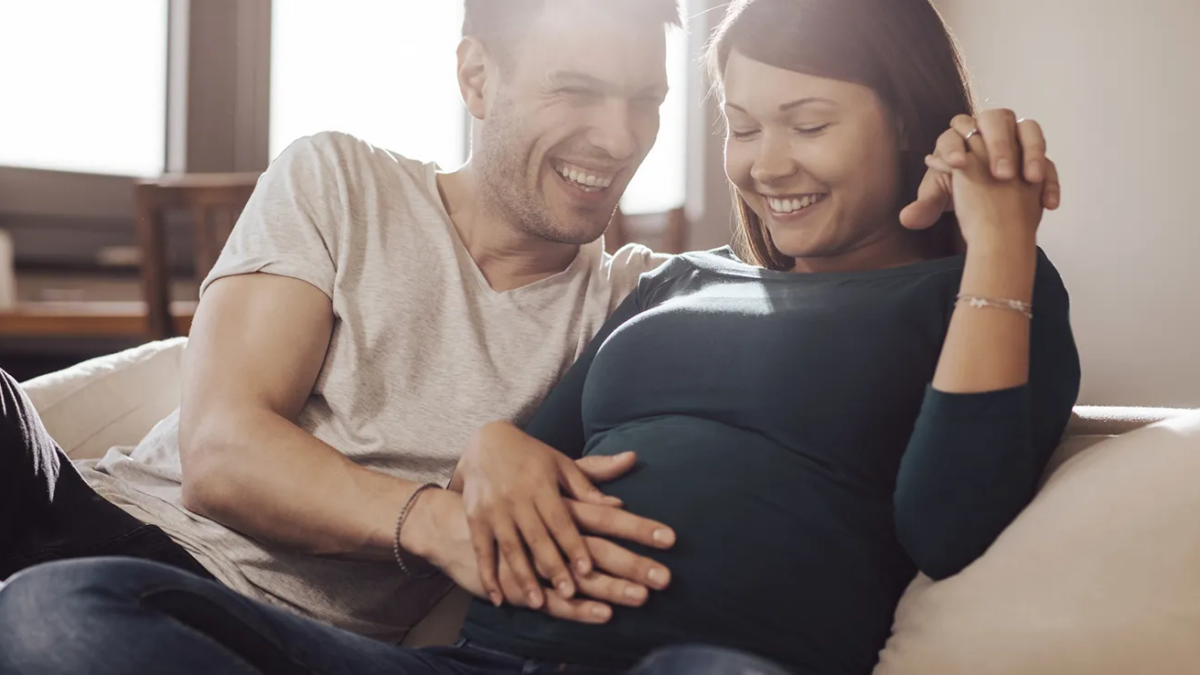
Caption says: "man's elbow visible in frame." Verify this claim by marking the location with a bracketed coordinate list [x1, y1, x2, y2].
[178, 414, 238, 519]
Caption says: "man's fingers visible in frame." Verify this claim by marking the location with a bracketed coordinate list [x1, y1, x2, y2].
[1043, 158, 1061, 210]
[541, 590, 614, 624]
[975, 109, 1020, 179]
[492, 517, 544, 609]
[575, 452, 637, 484]
[537, 495, 594, 578]
[558, 455, 621, 506]
[497, 558, 531, 608]
[899, 168, 954, 231]
[512, 504, 574, 601]
[568, 500, 676, 550]
[466, 516, 503, 607]
[1016, 118, 1048, 183]
[575, 569, 651, 608]
[587, 536, 672, 591]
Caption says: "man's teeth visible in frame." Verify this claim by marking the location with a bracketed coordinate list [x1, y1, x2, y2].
[768, 195, 825, 214]
[555, 164, 614, 191]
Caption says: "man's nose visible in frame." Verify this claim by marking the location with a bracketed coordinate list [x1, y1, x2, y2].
[587, 100, 639, 162]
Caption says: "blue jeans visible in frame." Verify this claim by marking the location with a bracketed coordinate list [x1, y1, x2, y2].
[0, 558, 792, 675]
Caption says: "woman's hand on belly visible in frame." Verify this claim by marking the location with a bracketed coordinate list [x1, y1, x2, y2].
[455, 421, 676, 612]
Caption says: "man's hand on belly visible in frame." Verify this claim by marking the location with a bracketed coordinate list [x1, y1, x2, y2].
[403, 488, 671, 625]
[452, 421, 675, 618]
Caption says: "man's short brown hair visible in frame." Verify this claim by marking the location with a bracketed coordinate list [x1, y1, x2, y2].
[463, 0, 682, 63]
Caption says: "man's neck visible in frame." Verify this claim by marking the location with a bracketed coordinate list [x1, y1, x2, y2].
[436, 165, 582, 293]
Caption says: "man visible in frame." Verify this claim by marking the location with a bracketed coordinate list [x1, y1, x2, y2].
[0, 0, 1049, 648]
[1, 0, 682, 641]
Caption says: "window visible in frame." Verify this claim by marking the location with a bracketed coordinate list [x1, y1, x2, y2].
[621, 5, 690, 216]
[0, 0, 168, 176]
[270, 0, 690, 214]
[270, 1, 467, 168]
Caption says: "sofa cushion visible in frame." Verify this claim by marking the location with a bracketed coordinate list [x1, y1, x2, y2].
[875, 409, 1200, 675]
[20, 338, 188, 460]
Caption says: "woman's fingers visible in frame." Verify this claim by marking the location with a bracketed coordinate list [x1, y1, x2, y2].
[1043, 158, 1061, 210]
[492, 516, 544, 609]
[466, 515, 503, 607]
[587, 536, 672, 591]
[1016, 118, 1048, 183]
[568, 500, 676, 550]
[924, 153, 955, 174]
[970, 109, 1019, 178]
[934, 124, 970, 168]
[899, 166, 955, 231]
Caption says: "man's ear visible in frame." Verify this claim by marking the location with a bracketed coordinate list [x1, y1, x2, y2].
[457, 37, 491, 121]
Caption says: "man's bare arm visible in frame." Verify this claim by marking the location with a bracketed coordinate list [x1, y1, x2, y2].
[178, 273, 414, 559]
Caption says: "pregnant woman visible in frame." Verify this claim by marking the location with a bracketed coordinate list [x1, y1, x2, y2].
[0, 0, 1078, 673]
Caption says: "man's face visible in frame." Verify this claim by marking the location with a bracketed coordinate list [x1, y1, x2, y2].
[474, 2, 669, 245]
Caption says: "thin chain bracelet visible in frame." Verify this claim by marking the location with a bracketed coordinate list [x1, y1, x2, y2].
[393, 483, 443, 578]
[956, 294, 1034, 320]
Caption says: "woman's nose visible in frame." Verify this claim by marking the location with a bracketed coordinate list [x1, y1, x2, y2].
[750, 138, 797, 186]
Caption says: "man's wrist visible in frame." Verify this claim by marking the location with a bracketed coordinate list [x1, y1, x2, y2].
[398, 487, 457, 563]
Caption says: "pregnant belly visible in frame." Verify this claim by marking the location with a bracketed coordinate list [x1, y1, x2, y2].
[578, 417, 913, 672]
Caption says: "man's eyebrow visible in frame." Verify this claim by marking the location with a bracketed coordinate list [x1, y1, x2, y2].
[548, 71, 668, 98]
[725, 97, 839, 114]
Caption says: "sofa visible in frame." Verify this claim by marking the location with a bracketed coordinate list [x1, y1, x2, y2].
[19, 339, 1200, 672]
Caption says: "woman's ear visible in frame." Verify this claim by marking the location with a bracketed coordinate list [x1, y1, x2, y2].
[457, 37, 491, 121]
[895, 115, 911, 152]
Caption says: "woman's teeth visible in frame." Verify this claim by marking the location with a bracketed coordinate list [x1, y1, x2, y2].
[768, 194, 826, 214]
[555, 163, 614, 192]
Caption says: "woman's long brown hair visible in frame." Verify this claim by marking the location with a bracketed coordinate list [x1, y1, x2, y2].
[705, 0, 976, 270]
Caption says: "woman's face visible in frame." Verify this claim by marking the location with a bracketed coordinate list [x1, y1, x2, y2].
[723, 49, 909, 269]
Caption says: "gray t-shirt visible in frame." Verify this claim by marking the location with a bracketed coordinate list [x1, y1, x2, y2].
[76, 131, 666, 641]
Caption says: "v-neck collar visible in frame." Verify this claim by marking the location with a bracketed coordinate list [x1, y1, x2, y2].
[426, 165, 594, 300]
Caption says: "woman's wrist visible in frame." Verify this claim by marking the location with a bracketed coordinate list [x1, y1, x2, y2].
[961, 234, 1038, 301]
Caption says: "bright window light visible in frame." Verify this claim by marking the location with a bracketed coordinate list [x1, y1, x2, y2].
[270, 1, 467, 168]
[270, 0, 690, 215]
[0, 1, 168, 176]
[622, 5, 690, 216]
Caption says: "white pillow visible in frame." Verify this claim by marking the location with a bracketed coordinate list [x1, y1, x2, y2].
[875, 410, 1200, 675]
[21, 338, 188, 460]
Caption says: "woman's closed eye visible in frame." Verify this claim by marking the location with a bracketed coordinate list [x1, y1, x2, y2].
[729, 128, 760, 140]
[795, 124, 831, 135]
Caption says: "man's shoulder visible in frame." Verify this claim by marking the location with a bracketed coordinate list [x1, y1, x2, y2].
[602, 242, 672, 282]
[279, 131, 436, 188]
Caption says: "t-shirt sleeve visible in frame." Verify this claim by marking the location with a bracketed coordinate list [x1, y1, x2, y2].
[893, 249, 1082, 580]
[199, 133, 346, 300]
[602, 242, 672, 313]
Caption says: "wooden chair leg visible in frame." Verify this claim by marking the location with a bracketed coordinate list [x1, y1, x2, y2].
[134, 186, 172, 341]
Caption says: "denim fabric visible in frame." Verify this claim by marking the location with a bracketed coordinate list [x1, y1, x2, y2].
[0, 558, 794, 675]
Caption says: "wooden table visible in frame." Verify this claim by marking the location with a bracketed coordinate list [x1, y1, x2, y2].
[0, 301, 195, 339]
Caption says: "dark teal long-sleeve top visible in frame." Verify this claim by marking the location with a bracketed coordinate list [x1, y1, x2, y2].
[463, 248, 1081, 674]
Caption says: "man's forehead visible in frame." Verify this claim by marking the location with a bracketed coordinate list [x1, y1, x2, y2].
[514, 2, 669, 90]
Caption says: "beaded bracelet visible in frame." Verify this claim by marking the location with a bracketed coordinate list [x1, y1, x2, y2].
[956, 294, 1034, 320]
[393, 483, 442, 577]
